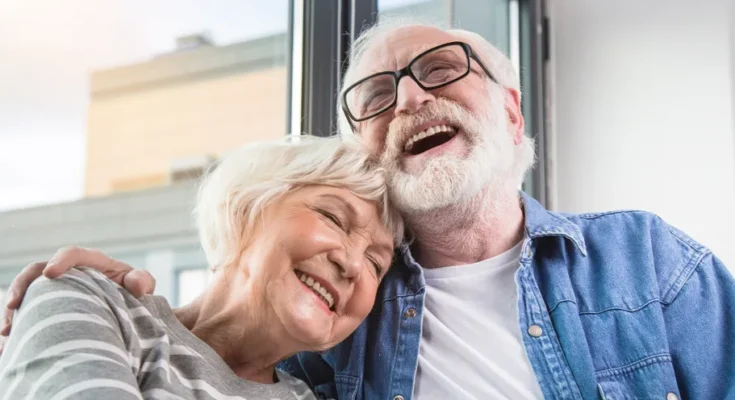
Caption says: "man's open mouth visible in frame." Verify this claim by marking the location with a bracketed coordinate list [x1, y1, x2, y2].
[295, 270, 336, 311]
[403, 124, 458, 155]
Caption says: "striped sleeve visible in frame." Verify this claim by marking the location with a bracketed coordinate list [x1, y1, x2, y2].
[0, 269, 142, 400]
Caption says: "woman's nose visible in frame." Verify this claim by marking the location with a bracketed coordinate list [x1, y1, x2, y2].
[327, 247, 363, 281]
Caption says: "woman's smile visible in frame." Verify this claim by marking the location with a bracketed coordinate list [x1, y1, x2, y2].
[294, 269, 339, 312]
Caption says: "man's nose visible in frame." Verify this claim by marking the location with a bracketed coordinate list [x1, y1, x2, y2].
[394, 77, 435, 116]
[328, 247, 363, 281]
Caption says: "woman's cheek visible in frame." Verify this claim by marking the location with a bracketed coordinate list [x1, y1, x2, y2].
[287, 223, 342, 261]
[346, 279, 379, 318]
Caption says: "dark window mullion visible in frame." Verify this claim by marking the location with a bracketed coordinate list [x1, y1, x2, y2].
[300, 0, 346, 137]
[520, 0, 549, 206]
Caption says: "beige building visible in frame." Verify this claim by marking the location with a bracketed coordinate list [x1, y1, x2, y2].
[84, 34, 288, 197]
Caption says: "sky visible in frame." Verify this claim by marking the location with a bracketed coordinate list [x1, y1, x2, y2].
[0, 0, 428, 212]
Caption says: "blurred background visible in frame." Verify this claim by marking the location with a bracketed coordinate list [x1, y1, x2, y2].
[0, 0, 733, 305]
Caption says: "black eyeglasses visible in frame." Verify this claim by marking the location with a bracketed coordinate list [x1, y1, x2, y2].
[341, 41, 498, 124]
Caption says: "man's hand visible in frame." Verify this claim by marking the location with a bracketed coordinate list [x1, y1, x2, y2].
[0, 246, 156, 342]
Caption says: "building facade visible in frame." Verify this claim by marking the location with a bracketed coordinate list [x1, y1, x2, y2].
[85, 34, 288, 197]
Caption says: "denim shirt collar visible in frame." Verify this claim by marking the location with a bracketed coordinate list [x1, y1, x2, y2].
[520, 192, 587, 257]
[397, 191, 588, 265]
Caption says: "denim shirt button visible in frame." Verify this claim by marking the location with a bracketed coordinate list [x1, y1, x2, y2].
[667, 393, 678, 400]
[393, 396, 405, 400]
[528, 325, 543, 337]
[405, 308, 417, 318]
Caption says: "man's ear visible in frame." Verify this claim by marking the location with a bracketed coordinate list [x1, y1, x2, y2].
[504, 88, 525, 145]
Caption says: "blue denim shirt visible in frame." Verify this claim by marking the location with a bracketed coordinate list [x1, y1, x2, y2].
[280, 193, 735, 399]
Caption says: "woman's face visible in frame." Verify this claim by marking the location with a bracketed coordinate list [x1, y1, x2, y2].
[236, 185, 395, 351]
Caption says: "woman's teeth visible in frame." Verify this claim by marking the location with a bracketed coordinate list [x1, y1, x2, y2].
[297, 272, 335, 310]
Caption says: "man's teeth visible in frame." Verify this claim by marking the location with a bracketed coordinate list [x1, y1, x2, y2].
[404, 124, 457, 153]
[297, 272, 335, 309]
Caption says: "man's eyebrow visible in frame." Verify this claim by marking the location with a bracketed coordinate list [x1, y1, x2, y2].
[359, 42, 445, 78]
[409, 43, 438, 58]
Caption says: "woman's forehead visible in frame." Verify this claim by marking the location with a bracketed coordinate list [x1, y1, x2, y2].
[291, 186, 378, 218]
[299, 186, 394, 244]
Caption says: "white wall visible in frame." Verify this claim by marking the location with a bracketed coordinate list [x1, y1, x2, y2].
[732, 1, 735, 148]
[548, 0, 735, 267]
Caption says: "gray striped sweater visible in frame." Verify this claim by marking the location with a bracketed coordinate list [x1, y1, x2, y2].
[0, 268, 317, 400]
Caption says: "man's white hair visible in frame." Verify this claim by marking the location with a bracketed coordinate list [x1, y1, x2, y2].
[337, 16, 522, 137]
[194, 135, 405, 269]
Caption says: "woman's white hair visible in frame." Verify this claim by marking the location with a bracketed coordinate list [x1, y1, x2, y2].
[194, 135, 405, 269]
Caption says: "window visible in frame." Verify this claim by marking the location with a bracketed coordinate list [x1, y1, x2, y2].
[379, 0, 512, 63]
[378, 0, 449, 26]
[0, 0, 295, 294]
[0, 0, 292, 211]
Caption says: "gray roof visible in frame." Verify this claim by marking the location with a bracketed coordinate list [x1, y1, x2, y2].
[91, 33, 288, 98]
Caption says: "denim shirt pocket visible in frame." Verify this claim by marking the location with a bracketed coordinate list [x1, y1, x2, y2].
[313, 374, 360, 400]
[596, 354, 681, 400]
[579, 296, 682, 400]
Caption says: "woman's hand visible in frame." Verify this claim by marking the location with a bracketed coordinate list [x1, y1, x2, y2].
[1, 246, 156, 342]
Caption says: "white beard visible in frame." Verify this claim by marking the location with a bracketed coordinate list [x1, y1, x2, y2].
[380, 93, 518, 215]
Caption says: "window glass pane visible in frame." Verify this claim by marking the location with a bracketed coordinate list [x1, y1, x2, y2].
[0, 1, 292, 292]
[378, 0, 510, 54]
[453, 0, 510, 55]
[176, 268, 213, 306]
[380, 0, 449, 23]
[0, 0, 291, 211]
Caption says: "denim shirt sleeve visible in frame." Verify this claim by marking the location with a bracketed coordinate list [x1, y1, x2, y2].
[662, 249, 735, 399]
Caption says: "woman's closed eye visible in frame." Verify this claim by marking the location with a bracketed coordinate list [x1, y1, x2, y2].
[368, 256, 383, 278]
[317, 208, 345, 230]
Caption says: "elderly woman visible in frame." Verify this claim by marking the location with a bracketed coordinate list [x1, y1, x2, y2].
[0, 135, 403, 399]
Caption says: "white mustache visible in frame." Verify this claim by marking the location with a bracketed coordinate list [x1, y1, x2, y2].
[385, 99, 475, 153]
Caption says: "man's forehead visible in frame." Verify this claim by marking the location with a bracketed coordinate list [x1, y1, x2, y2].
[357, 26, 457, 75]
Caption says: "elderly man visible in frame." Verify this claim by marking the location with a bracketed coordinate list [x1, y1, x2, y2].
[3, 20, 735, 399]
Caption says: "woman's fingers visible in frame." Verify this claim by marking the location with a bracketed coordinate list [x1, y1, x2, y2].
[5, 261, 46, 310]
[123, 269, 157, 298]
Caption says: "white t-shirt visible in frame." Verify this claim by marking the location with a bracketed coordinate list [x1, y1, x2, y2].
[413, 241, 544, 400]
